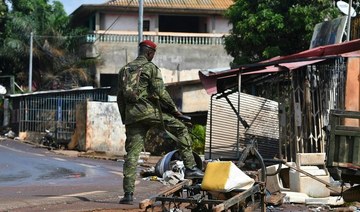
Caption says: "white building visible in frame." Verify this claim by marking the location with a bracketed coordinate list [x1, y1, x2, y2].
[70, 0, 234, 120]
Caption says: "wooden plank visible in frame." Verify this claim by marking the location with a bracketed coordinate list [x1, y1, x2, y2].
[339, 136, 349, 164]
[335, 125, 360, 132]
[354, 137, 360, 165]
[331, 110, 360, 119]
[155, 196, 224, 204]
[330, 162, 360, 169]
[333, 130, 360, 137]
[213, 184, 264, 212]
[328, 112, 337, 166]
[266, 192, 286, 206]
[329, 109, 360, 166]
[139, 179, 192, 209]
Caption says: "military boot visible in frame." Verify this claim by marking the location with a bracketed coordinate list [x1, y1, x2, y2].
[119, 192, 133, 204]
[185, 166, 204, 179]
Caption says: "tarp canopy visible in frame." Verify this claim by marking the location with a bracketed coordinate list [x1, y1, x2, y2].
[199, 38, 360, 95]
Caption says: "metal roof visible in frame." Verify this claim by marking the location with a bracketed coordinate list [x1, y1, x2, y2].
[105, 0, 234, 10]
[199, 38, 360, 95]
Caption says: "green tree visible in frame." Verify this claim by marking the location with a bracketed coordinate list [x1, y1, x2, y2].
[0, 0, 7, 38]
[224, 0, 339, 66]
[0, 0, 93, 92]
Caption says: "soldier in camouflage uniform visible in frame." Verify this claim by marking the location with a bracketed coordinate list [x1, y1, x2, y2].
[117, 40, 204, 204]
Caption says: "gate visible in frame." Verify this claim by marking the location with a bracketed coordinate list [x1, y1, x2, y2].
[6, 87, 110, 142]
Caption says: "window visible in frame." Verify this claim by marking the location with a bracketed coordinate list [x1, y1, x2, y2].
[143, 20, 150, 31]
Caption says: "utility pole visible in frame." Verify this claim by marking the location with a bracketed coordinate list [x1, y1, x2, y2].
[346, 0, 353, 41]
[29, 32, 33, 92]
[138, 0, 144, 45]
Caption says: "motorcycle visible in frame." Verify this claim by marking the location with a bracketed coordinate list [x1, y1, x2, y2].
[40, 129, 59, 150]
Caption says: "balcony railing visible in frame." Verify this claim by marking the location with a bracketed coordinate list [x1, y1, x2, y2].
[86, 30, 227, 45]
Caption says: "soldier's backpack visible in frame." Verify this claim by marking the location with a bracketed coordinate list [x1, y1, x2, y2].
[121, 62, 149, 102]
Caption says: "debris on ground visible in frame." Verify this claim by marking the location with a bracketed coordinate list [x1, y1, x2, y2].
[4, 130, 15, 139]
[140, 160, 185, 185]
[161, 170, 183, 185]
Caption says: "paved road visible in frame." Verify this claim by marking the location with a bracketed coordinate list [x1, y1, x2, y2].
[2, 138, 354, 212]
[0, 138, 165, 212]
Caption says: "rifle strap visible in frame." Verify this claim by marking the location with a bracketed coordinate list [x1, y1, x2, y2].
[156, 98, 183, 144]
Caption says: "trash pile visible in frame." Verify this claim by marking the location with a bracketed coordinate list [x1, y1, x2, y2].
[141, 160, 185, 185]
[140, 151, 360, 211]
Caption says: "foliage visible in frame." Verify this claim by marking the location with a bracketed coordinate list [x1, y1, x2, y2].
[0, 0, 7, 38]
[190, 124, 206, 155]
[0, 0, 94, 92]
[224, 0, 340, 66]
[144, 124, 206, 156]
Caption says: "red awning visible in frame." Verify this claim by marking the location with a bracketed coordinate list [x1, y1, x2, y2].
[199, 39, 360, 95]
[241, 59, 325, 75]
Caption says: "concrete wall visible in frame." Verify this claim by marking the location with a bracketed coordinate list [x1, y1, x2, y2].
[93, 41, 232, 113]
[168, 83, 210, 113]
[72, 96, 209, 156]
[95, 42, 232, 75]
[95, 42, 231, 113]
[75, 101, 126, 155]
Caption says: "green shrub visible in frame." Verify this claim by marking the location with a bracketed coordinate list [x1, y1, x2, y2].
[144, 124, 206, 156]
[190, 124, 206, 155]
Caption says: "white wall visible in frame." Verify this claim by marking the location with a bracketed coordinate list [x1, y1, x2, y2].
[101, 14, 158, 31]
[214, 17, 231, 33]
[101, 13, 231, 33]
[102, 14, 137, 31]
[144, 14, 158, 31]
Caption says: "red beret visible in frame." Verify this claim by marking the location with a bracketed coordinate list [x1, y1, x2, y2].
[139, 40, 157, 50]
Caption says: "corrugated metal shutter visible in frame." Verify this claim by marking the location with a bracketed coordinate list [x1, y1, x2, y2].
[205, 92, 279, 160]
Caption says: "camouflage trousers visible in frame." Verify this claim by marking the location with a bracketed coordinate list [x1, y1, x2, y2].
[122, 113, 196, 193]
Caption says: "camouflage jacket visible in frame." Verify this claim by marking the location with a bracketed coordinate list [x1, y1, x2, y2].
[117, 55, 178, 125]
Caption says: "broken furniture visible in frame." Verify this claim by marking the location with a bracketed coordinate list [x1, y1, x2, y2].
[264, 162, 295, 193]
[139, 139, 267, 212]
[289, 153, 330, 197]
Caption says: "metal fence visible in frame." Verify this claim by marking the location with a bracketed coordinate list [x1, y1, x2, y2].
[239, 58, 347, 162]
[7, 87, 110, 142]
[288, 58, 346, 156]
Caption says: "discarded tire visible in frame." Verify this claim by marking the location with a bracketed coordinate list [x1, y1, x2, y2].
[155, 150, 203, 177]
